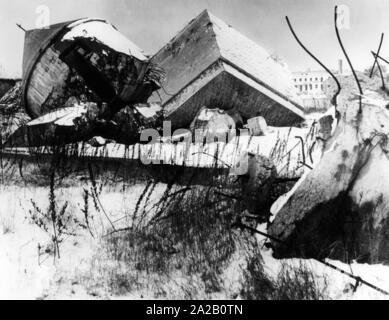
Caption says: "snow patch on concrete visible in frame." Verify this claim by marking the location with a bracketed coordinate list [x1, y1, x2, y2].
[209, 12, 299, 102]
[28, 105, 88, 127]
[135, 103, 162, 118]
[64, 19, 147, 61]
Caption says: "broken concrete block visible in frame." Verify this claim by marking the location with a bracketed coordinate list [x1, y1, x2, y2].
[237, 152, 276, 222]
[5, 104, 90, 147]
[269, 75, 389, 264]
[21, 18, 160, 120]
[5, 100, 163, 148]
[190, 106, 240, 143]
[317, 114, 334, 140]
[87, 136, 109, 147]
[245, 116, 268, 136]
[151, 10, 305, 129]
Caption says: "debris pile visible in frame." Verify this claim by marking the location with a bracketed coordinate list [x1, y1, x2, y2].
[5, 11, 306, 162]
[189, 106, 242, 143]
[0, 78, 18, 99]
[6, 18, 165, 147]
[238, 153, 277, 222]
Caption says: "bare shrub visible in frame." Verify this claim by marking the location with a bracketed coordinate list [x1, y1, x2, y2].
[0, 210, 15, 234]
[240, 254, 275, 300]
[98, 168, 261, 297]
[241, 259, 329, 300]
[84, 165, 325, 299]
[272, 262, 329, 300]
[29, 171, 77, 259]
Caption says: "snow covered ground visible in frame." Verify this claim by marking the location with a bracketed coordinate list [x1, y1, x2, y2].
[2, 102, 388, 299]
[0, 181, 167, 299]
[255, 224, 389, 300]
[261, 248, 389, 300]
[1, 179, 389, 300]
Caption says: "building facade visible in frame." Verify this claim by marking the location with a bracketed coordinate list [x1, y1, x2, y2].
[292, 70, 330, 95]
[292, 60, 343, 113]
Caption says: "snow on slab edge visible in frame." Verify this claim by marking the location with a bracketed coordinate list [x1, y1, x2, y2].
[135, 103, 162, 118]
[28, 105, 88, 126]
[63, 19, 147, 61]
[209, 12, 299, 102]
[223, 64, 305, 119]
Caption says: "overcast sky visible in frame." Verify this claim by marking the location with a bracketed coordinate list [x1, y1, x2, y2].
[1, 0, 388, 77]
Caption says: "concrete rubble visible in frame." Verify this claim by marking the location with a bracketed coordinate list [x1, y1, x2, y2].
[0, 81, 29, 144]
[150, 10, 305, 128]
[238, 152, 277, 222]
[269, 72, 389, 264]
[189, 106, 242, 143]
[5, 10, 305, 150]
[7, 18, 164, 147]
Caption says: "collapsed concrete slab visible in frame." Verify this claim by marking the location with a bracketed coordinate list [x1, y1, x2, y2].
[11, 12, 305, 149]
[7, 19, 165, 147]
[21, 18, 161, 119]
[5, 102, 162, 147]
[269, 73, 389, 264]
[151, 10, 305, 129]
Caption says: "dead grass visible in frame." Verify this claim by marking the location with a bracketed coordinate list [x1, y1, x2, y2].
[79, 167, 327, 300]
[100, 183, 240, 296]
[0, 209, 15, 234]
[75, 169, 247, 298]
[271, 262, 329, 300]
[241, 258, 329, 300]
[0, 149, 327, 299]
